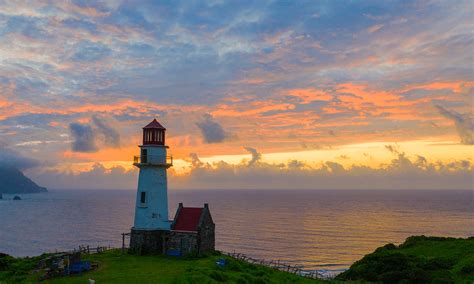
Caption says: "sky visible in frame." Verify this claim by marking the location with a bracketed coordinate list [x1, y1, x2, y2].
[0, 0, 472, 190]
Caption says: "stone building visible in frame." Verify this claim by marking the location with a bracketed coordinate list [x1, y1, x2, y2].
[129, 119, 215, 256]
[166, 203, 215, 255]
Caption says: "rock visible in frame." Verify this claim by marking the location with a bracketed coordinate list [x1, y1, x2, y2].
[13, 196, 21, 200]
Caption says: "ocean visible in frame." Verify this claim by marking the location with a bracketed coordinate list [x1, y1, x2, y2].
[0, 189, 472, 273]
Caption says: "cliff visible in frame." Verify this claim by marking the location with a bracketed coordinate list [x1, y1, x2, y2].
[0, 167, 47, 194]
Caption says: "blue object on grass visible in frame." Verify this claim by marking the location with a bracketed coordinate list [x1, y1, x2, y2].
[166, 249, 182, 257]
[65, 261, 91, 274]
[216, 258, 227, 267]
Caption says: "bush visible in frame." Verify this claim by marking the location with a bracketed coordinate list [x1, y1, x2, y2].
[375, 243, 397, 253]
[0, 258, 11, 271]
[430, 273, 454, 284]
[423, 258, 455, 270]
[460, 263, 474, 274]
[400, 236, 454, 248]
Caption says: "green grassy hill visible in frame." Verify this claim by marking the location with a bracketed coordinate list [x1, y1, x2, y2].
[2, 236, 473, 283]
[336, 236, 474, 283]
[0, 250, 321, 283]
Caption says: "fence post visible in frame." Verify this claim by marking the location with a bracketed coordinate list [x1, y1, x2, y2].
[122, 233, 125, 254]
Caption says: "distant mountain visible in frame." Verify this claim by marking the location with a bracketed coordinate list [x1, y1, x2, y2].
[0, 167, 47, 194]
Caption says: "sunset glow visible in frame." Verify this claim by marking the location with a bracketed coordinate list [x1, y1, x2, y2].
[0, 1, 472, 190]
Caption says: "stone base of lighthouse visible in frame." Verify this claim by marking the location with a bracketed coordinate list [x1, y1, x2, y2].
[129, 228, 168, 255]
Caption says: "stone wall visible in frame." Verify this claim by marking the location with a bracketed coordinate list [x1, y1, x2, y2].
[129, 228, 167, 255]
[166, 231, 198, 255]
[197, 209, 215, 253]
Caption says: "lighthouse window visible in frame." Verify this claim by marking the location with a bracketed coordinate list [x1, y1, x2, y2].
[141, 149, 147, 163]
[140, 192, 146, 204]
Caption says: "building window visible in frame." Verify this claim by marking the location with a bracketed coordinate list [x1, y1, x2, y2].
[141, 149, 147, 163]
[140, 192, 146, 205]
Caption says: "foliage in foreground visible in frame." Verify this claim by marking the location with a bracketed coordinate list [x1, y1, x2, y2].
[336, 235, 474, 283]
[0, 252, 48, 283]
[0, 250, 320, 283]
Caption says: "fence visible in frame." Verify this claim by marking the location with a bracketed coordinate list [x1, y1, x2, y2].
[121, 232, 131, 253]
[55, 238, 332, 280]
[71, 245, 111, 254]
[224, 251, 324, 280]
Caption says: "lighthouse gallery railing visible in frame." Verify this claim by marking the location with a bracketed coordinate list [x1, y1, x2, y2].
[133, 155, 173, 166]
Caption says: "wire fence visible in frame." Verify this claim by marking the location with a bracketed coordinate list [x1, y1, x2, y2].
[224, 251, 325, 280]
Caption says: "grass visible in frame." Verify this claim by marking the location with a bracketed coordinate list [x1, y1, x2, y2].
[0, 250, 322, 283]
[336, 236, 474, 283]
[2, 236, 473, 283]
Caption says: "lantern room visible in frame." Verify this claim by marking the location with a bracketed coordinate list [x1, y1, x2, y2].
[143, 119, 166, 145]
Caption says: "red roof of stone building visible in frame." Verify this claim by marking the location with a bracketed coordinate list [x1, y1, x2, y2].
[143, 119, 166, 130]
[172, 207, 203, 232]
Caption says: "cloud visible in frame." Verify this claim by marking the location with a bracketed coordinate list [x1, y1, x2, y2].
[385, 144, 401, 155]
[285, 88, 332, 104]
[243, 146, 261, 166]
[92, 115, 120, 147]
[435, 105, 473, 144]
[0, 143, 39, 169]
[168, 152, 473, 190]
[69, 116, 121, 152]
[24, 149, 473, 190]
[1, 1, 473, 191]
[30, 163, 137, 190]
[69, 123, 98, 152]
[71, 41, 112, 62]
[196, 114, 230, 143]
[187, 153, 206, 168]
[367, 24, 384, 33]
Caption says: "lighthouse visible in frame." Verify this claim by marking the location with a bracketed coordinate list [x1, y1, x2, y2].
[130, 119, 215, 255]
[132, 119, 172, 230]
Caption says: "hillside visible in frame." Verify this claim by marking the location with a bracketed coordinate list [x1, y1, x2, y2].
[0, 250, 321, 283]
[336, 236, 474, 283]
[0, 167, 47, 194]
[1, 236, 473, 283]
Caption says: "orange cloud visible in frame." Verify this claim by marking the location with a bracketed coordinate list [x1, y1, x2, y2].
[337, 83, 402, 107]
[56, 2, 109, 17]
[233, 78, 266, 85]
[401, 81, 474, 94]
[0, 98, 207, 121]
[285, 88, 333, 104]
[367, 24, 384, 33]
[211, 101, 295, 117]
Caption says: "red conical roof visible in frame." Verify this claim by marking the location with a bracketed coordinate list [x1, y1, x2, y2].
[143, 119, 166, 130]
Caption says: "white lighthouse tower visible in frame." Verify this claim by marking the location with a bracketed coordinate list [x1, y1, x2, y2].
[129, 119, 215, 255]
[132, 119, 173, 230]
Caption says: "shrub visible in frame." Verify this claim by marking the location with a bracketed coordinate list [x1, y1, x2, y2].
[460, 263, 474, 274]
[423, 258, 455, 270]
[375, 243, 397, 253]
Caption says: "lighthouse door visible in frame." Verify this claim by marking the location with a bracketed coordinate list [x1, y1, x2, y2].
[141, 149, 148, 163]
